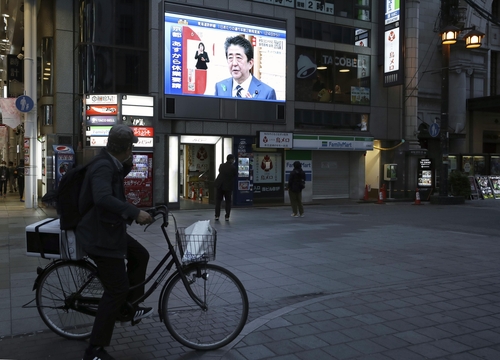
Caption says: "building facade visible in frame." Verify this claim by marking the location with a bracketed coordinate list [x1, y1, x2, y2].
[8, 0, 498, 208]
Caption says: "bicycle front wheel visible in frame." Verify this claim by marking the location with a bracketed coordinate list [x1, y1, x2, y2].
[36, 261, 103, 340]
[162, 263, 249, 350]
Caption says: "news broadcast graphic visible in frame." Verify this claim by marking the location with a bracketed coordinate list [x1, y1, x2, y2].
[164, 11, 286, 102]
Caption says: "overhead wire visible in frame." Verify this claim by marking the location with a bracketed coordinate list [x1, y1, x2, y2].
[403, 12, 442, 104]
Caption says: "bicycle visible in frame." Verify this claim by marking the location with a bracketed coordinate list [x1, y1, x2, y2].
[30, 205, 249, 350]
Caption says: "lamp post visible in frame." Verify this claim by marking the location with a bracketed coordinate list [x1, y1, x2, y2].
[438, 1, 484, 197]
[439, 41, 450, 197]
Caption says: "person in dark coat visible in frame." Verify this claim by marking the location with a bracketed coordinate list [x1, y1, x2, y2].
[288, 161, 306, 217]
[16, 160, 25, 202]
[214, 154, 237, 221]
[0, 160, 9, 198]
[77, 124, 153, 360]
[8, 161, 17, 193]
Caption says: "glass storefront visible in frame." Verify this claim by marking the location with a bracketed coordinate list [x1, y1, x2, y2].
[450, 154, 498, 176]
[295, 47, 370, 105]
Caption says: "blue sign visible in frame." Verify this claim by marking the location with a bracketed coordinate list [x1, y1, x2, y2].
[16, 95, 34, 113]
[429, 122, 440, 138]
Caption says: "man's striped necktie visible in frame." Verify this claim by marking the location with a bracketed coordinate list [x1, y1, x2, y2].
[235, 85, 243, 97]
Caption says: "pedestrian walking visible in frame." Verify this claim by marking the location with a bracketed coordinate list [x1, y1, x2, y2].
[16, 160, 25, 202]
[8, 161, 17, 193]
[0, 160, 9, 197]
[288, 161, 306, 217]
[214, 154, 237, 221]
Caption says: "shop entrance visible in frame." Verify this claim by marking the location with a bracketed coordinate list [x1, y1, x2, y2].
[180, 143, 215, 210]
[169, 135, 232, 210]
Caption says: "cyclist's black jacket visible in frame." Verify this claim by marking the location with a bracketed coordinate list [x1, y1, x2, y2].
[76, 148, 140, 259]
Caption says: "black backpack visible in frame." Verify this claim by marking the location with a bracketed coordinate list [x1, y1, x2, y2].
[42, 157, 105, 230]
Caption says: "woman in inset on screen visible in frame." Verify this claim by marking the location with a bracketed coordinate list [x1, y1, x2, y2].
[194, 42, 209, 70]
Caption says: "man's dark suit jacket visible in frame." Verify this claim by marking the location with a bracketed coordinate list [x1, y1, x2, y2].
[214, 161, 237, 192]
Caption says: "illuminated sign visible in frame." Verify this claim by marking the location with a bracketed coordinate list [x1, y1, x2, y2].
[85, 94, 118, 105]
[257, 131, 293, 148]
[385, 0, 400, 25]
[383, 0, 404, 86]
[131, 126, 154, 138]
[86, 126, 112, 136]
[86, 105, 118, 116]
[384, 27, 399, 73]
[87, 135, 154, 148]
[293, 134, 374, 151]
[86, 116, 118, 126]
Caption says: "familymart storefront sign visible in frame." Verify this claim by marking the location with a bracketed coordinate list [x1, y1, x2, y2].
[293, 134, 374, 151]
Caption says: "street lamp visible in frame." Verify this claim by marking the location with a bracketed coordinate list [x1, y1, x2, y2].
[441, 25, 460, 45]
[464, 29, 485, 49]
[438, 24, 484, 197]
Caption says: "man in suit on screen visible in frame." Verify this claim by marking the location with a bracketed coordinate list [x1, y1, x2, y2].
[215, 36, 276, 100]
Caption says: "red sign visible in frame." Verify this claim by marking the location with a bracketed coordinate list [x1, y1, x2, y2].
[131, 126, 154, 138]
[86, 105, 118, 116]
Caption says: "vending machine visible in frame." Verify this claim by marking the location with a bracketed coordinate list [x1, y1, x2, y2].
[52, 145, 75, 189]
[124, 153, 154, 207]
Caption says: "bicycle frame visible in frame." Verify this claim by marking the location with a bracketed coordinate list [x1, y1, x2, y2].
[34, 206, 208, 319]
[128, 211, 209, 319]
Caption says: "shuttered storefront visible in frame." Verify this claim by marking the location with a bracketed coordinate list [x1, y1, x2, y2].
[312, 151, 349, 199]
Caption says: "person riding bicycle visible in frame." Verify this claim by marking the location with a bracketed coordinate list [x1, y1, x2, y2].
[77, 124, 153, 360]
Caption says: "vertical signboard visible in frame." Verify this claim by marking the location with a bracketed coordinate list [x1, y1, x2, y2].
[383, 0, 404, 86]
[234, 136, 254, 206]
[84, 94, 119, 147]
[84, 94, 154, 147]
[417, 158, 433, 188]
[7, 54, 23, 82]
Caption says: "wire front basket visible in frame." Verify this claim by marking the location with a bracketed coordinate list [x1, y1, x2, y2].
[175, 227, 217, 264]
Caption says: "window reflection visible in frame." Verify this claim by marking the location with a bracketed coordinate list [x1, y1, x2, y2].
[295, 47, 370, 106]
[295, 109, 369, 131]
[296, 18, 369, 47]
[78, 0, 148, 94]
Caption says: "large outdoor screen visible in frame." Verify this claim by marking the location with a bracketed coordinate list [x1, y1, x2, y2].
[164, 11, 286, 102]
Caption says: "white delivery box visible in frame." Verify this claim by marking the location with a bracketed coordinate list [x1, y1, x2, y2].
[25, 218, 84, 260]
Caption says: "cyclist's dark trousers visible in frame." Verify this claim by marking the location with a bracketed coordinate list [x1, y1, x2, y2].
[88, 235, 149, 347]
[215, 188, 233, 218]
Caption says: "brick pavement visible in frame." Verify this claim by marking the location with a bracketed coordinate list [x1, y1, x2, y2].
[2, 192, 500, 359]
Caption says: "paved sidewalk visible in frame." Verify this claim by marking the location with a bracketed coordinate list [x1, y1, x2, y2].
[2, 192, 500, 359]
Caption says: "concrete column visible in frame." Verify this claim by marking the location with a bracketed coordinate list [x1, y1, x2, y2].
[448, 65, 468, 153]
[24, 0, 37, 208]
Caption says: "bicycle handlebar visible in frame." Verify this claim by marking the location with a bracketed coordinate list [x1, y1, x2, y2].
[143, 205, 169, 231]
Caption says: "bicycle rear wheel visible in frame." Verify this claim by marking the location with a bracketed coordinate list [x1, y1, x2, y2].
[162, 263, 249, 350]
[36, 261, 103, 340]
